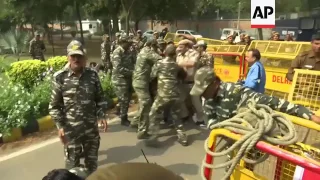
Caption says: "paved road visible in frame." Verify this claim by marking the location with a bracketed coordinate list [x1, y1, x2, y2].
[0, 113, 209, 180]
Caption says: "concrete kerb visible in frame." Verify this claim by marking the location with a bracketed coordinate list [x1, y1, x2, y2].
[0, 94, 137, 144]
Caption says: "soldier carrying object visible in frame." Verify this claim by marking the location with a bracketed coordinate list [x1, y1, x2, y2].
[190, 66, 320, 179]
[146, 44, 188, 147]
[133, 39, 163, 139]
[286, 33, 320, 81]
[29, 32, 46, 61]
[100, 34, 112, 74]
[49, 40, 108, 176]
[111, 34, 135, 126]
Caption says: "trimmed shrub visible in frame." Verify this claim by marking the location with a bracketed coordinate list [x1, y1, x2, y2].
[6, 60, 47, 89]
[46, 56, 68, 71]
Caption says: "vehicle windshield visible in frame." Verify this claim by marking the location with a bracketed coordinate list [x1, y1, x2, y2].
[222, 30, 231, 35]
[189, 31, 200, 35]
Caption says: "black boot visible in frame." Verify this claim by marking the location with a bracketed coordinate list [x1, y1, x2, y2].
[121, 115, 130, 126]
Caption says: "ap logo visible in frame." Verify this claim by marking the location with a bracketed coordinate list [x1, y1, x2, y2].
[251, 0, 275, 28]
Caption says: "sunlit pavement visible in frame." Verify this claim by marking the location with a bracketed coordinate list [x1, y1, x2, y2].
[0, 114, 209, 180]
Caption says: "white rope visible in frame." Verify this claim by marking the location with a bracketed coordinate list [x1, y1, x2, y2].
[201, 99, 298, 180]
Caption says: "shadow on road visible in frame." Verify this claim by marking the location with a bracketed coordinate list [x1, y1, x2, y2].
[165, 163, 200, 175]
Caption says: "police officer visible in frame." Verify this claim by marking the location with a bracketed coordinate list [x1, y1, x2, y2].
[133, 39, 162, 139]
[223, 34, 237, 64]
[49, 40, 108, 175]
[100, 34, 112, 74]
[286, 34, 320, 81]
[111, 35, 135, 126]
[190, 67, 320, 179]
[273, 32, 280, 41]
[29, 32, 46, 61]
[237, 33, 246, 45]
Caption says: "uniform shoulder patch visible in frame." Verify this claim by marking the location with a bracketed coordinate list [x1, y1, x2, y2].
[53, 69, 67, 78]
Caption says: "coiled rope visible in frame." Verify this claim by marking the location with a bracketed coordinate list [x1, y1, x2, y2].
[201, 99, 298, 180]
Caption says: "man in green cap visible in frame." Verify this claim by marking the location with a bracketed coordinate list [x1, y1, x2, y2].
[190, 66, 320, 128]
[190, 66, 320, 179]
[49, 40, 108, 176]
[133, 38, 162, 139]
[111, 34, 135, 126]
[29, 32, 46, 61]
[146, 44, 188, 147]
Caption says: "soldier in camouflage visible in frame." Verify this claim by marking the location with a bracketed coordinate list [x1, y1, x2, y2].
[190, 66, 320, 179]
[157, 38, 167, 56]
[145, 44, 188, 147]
[223, 34, 237, 64]
[29, 32, 46, 61]
[135, 30, 146, 51]
[111, 35, 135, 126]
[190, 66, 320, 127]
[193, 40, 214, 69]
[49, 40, 108, 175]
[100, 34, 112, 74]
[133, 39, 162, 139]
[111, 32, 121, 52]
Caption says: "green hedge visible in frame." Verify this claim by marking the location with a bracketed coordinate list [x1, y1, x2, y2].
[0, 57, 115, 136]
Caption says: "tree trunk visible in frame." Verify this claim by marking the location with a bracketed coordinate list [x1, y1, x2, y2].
[75, 1, 84, 44]
[60, 21, 64, 40]
[134, 20, 139, 30]
[151, 18, 154, 30]
[112, 15, 119, 33]
[125, 14, 130, 35]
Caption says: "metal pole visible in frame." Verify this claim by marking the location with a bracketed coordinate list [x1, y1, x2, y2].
[216, 9, 220, 20]
[237, 2, 241, 29]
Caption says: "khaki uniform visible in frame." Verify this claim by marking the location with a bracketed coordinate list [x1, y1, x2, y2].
[286, 50, 320, 81]
[222, 41, 237, 64]
[177, 49, 205, 122]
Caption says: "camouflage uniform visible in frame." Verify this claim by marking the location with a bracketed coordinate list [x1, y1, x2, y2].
[111, 35, 135, 123]
[197, 51, 214, 69]
[133, 46, 162, 138]
[29, 34, 46, 61]
[49, 41, 108, 175]
[111, 32, 121, 52]
[101, 38, 112, 73]
[146, 57, 187, 146]
[190, 66, 315, 179]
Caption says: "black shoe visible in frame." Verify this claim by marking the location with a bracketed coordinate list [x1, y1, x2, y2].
[121, 115, 130, 126]
[195, 121, 206, 127]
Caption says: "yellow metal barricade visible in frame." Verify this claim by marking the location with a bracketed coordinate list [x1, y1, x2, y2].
[248, 40, 311, 99]
[197, 37, 224, 45]
[207, 45, 247, 83]
[288, 69, 320, 112]
[203, 121, 320, 180]
[163, 32, 181, 44]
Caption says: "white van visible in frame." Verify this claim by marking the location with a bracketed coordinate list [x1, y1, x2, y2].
[220, 28, 244, 43]
[175, 30, 203, 38]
